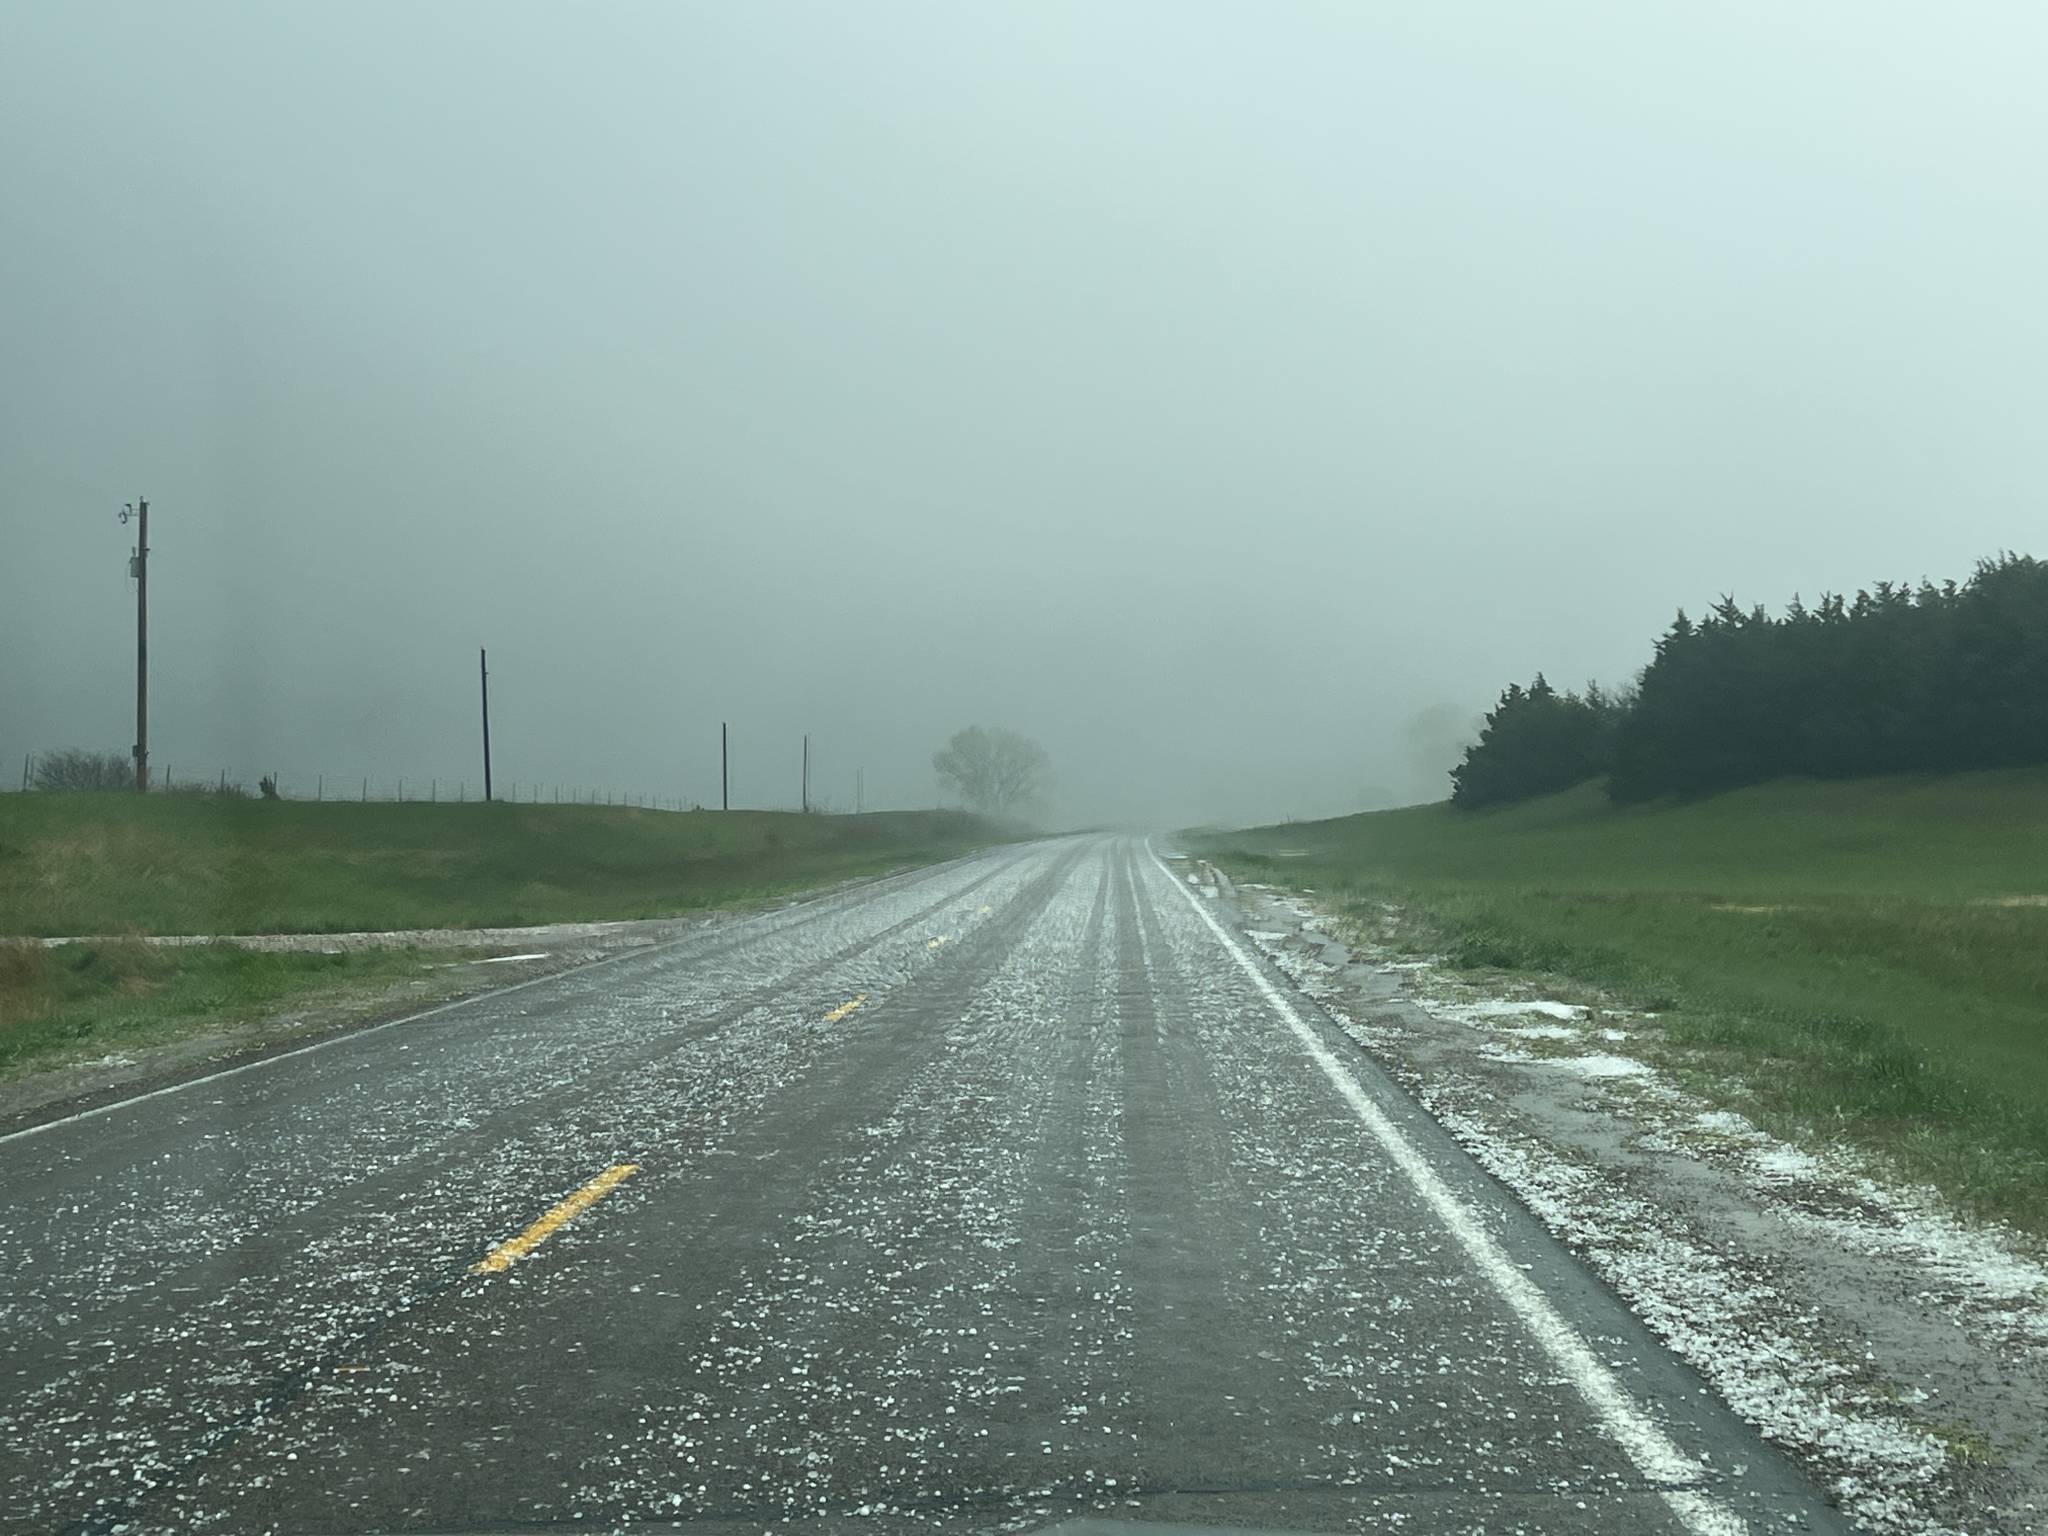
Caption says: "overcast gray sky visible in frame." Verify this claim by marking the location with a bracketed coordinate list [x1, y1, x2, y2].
[6, 3, 2046, 825]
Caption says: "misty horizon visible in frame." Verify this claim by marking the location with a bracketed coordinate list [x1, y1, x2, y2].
[8, 4, 2046, 827]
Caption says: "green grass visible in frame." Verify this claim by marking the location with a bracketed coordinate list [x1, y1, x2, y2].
[0, 797, 1017, 1083]
[0, 938, 447, 1080]
[0, 798, 1011, 937]
[1188, 769, 2048, 1232]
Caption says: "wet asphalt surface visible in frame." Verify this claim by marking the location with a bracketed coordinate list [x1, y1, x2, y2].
[0, 838, 1854, 1536]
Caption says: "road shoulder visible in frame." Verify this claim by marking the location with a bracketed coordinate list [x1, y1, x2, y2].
[0, 917, 725, 1139]
[1189, 858, 2048, 1536]
[0, 854, 1013, 1140]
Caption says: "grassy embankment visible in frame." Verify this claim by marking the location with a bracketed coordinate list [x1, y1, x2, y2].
[1189, 770, 2048, 1231]
[0, 797, 1009, 1079]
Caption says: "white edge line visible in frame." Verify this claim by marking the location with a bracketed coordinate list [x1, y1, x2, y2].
[0, 847, 1012, 1149]
[1143, 840, 1747, 1536]
[0, 945, 645, 1147]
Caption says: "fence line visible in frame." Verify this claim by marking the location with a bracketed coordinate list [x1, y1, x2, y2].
[2, 754, 717, 812]
[4, 753, 896, 815]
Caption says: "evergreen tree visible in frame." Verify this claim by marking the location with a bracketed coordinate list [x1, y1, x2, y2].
[1450, 675, 1622, 808]
[1457, 554, 2048, 807]
[1606, 553, 2048, 801]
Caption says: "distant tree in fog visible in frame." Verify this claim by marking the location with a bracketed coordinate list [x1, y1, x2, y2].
[1404, 702, 1479, 804]
[933, 726, 1050, 817]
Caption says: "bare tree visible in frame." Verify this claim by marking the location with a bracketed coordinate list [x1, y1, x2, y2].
[932, 726, 1050, 817]
[31, 748, 133, 792]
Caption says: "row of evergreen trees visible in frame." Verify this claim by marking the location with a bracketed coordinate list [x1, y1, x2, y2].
[1449, 553, 2048, 808]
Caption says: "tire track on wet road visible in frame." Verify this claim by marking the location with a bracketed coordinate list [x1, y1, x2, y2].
[0, 844, 1060, 1535]
[1, 837, 1860, 1536]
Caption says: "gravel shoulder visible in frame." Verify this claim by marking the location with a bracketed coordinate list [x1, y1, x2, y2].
[1204, 862, 2048, 1536]
[0, 914, 735, 1136]
[1, 864, 964, 1137]
[29, 915, 717, 952]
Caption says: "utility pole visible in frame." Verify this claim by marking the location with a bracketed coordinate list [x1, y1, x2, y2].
[119, 498, 149, 793]
[721, 722, 729, 811]
[480, 648, 494, 802]
[802, 734, 809, 814]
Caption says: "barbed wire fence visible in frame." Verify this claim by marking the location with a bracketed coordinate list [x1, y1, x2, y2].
[2, 751, 718, 812]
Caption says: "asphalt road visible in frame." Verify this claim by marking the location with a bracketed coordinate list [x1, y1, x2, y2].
[0, 837, 1853, 1536]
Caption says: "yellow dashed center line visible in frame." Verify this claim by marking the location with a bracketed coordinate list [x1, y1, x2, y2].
[473, 1162, 639, 1275]
[824, 992, 867, 1023]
